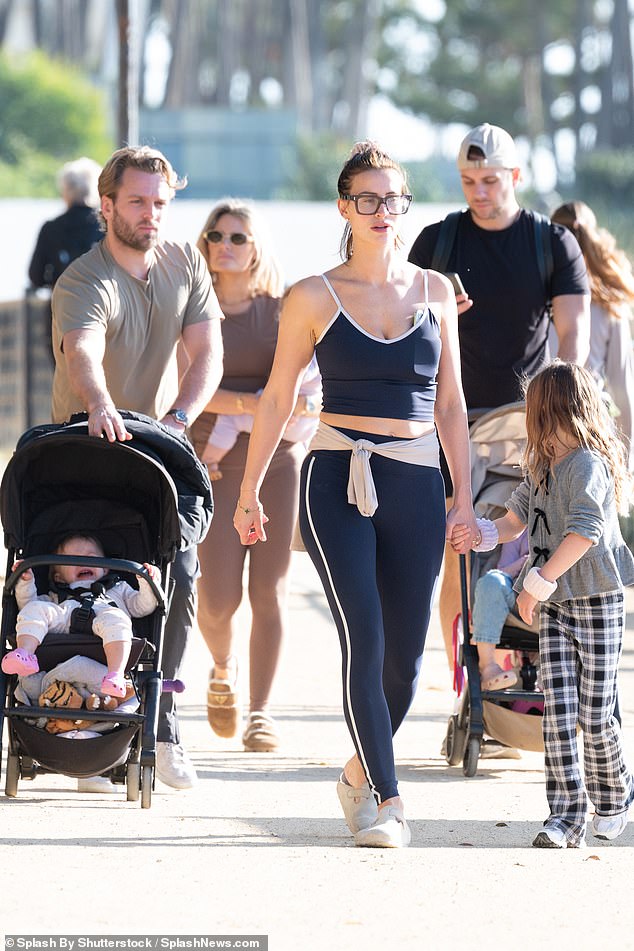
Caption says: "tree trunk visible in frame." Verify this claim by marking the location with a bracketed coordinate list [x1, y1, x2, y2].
[116, 0, 139, 145]
[609, 0, 634, 146]
[288, 0, 313, 130]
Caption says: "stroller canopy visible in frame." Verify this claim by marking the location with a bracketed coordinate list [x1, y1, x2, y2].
[469, 402, 527, 516]
[1, 412, 213, 561]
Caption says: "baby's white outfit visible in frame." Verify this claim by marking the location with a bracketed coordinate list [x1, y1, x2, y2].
[16, 574, 157, 647]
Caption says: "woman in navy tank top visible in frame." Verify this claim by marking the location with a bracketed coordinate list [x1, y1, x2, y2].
[234, 142, 478, 847]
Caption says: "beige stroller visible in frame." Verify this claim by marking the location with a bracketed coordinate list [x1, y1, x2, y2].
[444, 402, 544, 776]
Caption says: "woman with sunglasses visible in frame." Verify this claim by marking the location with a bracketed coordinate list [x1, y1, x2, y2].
[190, 199, 321, 752]
[234, 142, 476, 847]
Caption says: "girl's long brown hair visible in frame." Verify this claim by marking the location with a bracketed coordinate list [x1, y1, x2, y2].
[551, 201, 634, 319]
[523, 361, 630, 511]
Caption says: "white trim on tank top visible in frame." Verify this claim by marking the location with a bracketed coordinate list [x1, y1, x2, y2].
[315, 273, 433, 346]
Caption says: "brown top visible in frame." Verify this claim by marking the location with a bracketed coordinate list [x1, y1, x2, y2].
[51, 239, 221, 422]
[218, 295, 281, 393]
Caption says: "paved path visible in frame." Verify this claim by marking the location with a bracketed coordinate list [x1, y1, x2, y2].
[2, 552, 634, 949]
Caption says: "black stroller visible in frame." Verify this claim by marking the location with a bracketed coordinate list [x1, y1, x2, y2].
[443, 402, 544, 776]
[0, 411, 212, 807]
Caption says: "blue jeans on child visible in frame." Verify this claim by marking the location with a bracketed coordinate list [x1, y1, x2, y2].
[471, 570, 516, 644]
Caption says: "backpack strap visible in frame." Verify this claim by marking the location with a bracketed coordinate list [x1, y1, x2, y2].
[431, 207, 554, 296]
[530, 210, 554, 296]
[430, 210, 463, 273]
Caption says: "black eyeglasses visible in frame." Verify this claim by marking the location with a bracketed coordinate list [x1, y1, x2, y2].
[341, 193, 412, 215]
[204, 230, 253, 246]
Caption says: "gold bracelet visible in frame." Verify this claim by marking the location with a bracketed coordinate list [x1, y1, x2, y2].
[237, 502, 255, 514]
[236, 393, 245, 413]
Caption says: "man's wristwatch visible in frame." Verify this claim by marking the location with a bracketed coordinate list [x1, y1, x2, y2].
[167, 408, 189, 427]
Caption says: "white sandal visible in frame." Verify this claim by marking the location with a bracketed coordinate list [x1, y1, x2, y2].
[336, 773, 378, 834]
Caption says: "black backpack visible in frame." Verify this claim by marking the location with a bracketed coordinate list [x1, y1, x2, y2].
[430, 209, 554, 295]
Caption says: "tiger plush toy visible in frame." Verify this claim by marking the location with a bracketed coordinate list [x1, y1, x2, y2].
[38, 679, 134, 734]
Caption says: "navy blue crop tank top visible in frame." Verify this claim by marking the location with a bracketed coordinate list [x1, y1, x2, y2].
[315, 272, 441, 422]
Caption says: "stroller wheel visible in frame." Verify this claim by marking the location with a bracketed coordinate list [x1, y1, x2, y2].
[463, 736, 481, 777]
[445, 715, 466, 766]
[5, 753, 20, 797]
[141, 765, 153, 809]
[126, 762, 140, 802]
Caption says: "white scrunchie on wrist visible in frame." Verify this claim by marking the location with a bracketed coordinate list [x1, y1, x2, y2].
[522, 566, 557, 601]
[472, 518, 499, 552]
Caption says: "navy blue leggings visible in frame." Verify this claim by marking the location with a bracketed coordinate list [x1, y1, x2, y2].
[299, 430, 446, 802]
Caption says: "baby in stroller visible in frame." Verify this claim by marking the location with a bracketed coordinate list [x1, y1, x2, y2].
[471, 528, 529, 691]
[2, 532, 160, 698]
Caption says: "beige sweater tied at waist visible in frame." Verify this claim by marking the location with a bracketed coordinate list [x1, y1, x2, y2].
[309, 421, 440, 517]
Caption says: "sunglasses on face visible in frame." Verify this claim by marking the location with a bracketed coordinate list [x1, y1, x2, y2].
[340, 193, 412, 215]
[204, 230, 253, 246]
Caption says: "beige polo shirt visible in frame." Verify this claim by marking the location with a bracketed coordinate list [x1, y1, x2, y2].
[51, 239, 220, 422]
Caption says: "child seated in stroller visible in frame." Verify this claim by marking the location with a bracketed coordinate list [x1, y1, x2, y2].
[1, 533, 159, 698]
[471, 528, 529, 691]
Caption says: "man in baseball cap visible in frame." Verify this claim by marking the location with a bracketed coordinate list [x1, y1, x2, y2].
[408, 121, 590, 686]
[457, 122, 519, 171]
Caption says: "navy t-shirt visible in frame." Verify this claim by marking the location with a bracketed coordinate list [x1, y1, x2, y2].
[408, 209, 588, 409]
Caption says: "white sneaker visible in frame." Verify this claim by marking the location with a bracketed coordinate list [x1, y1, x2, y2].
[532, 827, 567, 848]
[155, 741, 197, 789]
[336, 773, 379, 834]
[354, 805, 411, 848]
[77, 775, 118, 794]
[592, 809, 629, 841]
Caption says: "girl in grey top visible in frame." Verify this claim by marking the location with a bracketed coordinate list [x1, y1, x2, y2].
[453, 361, 634, 848]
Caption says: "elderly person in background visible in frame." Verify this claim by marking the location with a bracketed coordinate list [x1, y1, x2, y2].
[29, 157, 102, 289]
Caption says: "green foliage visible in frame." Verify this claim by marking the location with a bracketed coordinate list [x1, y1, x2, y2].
[402, 159, 462, 202]
[375, 0, 579, 136]
[0, 152, 60, 197]
[0, 51, 113, 197]
[568, 152, 634, 259]
[276, 133, 462, 202]
[575, 150, 634, 206]
[275, 132, 351, 200]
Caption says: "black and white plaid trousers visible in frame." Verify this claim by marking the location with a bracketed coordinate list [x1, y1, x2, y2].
[539, 591, 634, 845]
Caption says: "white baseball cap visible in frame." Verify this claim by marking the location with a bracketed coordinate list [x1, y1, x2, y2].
[457, 123, 519, 170]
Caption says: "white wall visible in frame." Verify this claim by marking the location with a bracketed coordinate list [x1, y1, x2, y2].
[1, 198, 458, 302]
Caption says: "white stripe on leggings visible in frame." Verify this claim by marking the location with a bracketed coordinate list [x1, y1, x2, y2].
[303, 455, 376, 798]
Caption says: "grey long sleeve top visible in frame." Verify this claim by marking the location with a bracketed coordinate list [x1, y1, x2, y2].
[506, 447, 634, 603]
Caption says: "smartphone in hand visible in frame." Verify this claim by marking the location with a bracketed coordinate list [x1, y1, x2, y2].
[444, 272, 467, 297]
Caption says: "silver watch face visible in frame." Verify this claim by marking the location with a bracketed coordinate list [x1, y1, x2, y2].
[170, 409, 188, 425]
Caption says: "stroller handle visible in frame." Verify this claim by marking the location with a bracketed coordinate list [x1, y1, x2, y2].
[3, 555, 167, 613]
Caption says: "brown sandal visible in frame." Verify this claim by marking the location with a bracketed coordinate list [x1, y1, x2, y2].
[242, 712, 279, 752]
[207, 666, 240, 738]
